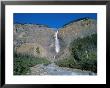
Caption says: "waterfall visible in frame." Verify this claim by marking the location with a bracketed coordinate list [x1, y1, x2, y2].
[55, 30, 60, 53]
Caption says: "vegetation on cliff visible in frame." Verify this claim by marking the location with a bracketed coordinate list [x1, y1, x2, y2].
[55, 34, 97, 73]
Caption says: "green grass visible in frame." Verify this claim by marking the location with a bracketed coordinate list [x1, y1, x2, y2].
[14, 52, 50, 75]
[55, 34, 97, 73]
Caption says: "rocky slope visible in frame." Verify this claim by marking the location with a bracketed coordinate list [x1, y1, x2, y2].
[14, 24, 55, 61]
[59, 18, 96, 45]
[14, 17, 97, 61]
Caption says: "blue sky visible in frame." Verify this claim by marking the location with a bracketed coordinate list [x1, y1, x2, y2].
[14, 13, 97, 28]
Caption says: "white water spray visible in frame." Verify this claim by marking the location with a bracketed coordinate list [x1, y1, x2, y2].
[55, 30, 60, 53]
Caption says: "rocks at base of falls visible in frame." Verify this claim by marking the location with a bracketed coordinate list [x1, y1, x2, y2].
[27, 63, 96, 75]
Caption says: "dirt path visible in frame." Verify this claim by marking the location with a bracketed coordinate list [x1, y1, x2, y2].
[28, 63, 96, 75]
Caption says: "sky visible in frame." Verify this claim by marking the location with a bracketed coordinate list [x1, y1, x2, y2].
[14, 13, 97, 29]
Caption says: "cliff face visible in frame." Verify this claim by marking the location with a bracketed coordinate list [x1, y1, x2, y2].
[14, 24, 56, 61]
[59, 18, 97, 46]
[14, 18, 97, 61]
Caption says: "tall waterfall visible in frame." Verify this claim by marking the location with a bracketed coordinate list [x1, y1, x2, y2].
[55, 30, 60, 53]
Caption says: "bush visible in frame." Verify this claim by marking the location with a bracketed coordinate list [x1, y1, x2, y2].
[55, 56, 80, 69]
[36, 47, 40, 54]
[14, 52, 50, 75]
[79, 51, 97, 72]
[80, 58, 97, 73]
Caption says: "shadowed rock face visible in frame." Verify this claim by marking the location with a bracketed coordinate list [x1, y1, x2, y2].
[14, 18, 97, 61]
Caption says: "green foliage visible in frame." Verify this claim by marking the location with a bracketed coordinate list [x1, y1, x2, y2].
[14, 52, 50, 75]
[56, 34, 97, 73]
[36, 47, 40, 54]
[70, 34, 97, 72]
[79, 51, 97, 72]
[55, 56, 80, 69]
[70, 34, 97, 60]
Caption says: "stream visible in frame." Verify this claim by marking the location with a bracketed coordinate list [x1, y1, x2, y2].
[29, 63, 96, 75]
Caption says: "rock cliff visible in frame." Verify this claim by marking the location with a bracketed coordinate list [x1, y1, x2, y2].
[14, 17, 97, 61]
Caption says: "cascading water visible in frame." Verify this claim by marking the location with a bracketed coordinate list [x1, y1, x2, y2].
[55, 30, 60, 53]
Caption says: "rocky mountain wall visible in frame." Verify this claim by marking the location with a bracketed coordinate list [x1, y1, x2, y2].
[14, 18, 97, 61]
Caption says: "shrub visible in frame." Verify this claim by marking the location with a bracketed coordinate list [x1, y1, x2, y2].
[36, 47, 40, 54]
[55, 56, 80, 69]
[79, 51, 97, 72]
[14, 52, 50, 75]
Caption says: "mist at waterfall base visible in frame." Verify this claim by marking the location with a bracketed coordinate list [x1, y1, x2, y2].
[55, 31, 60, 53]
